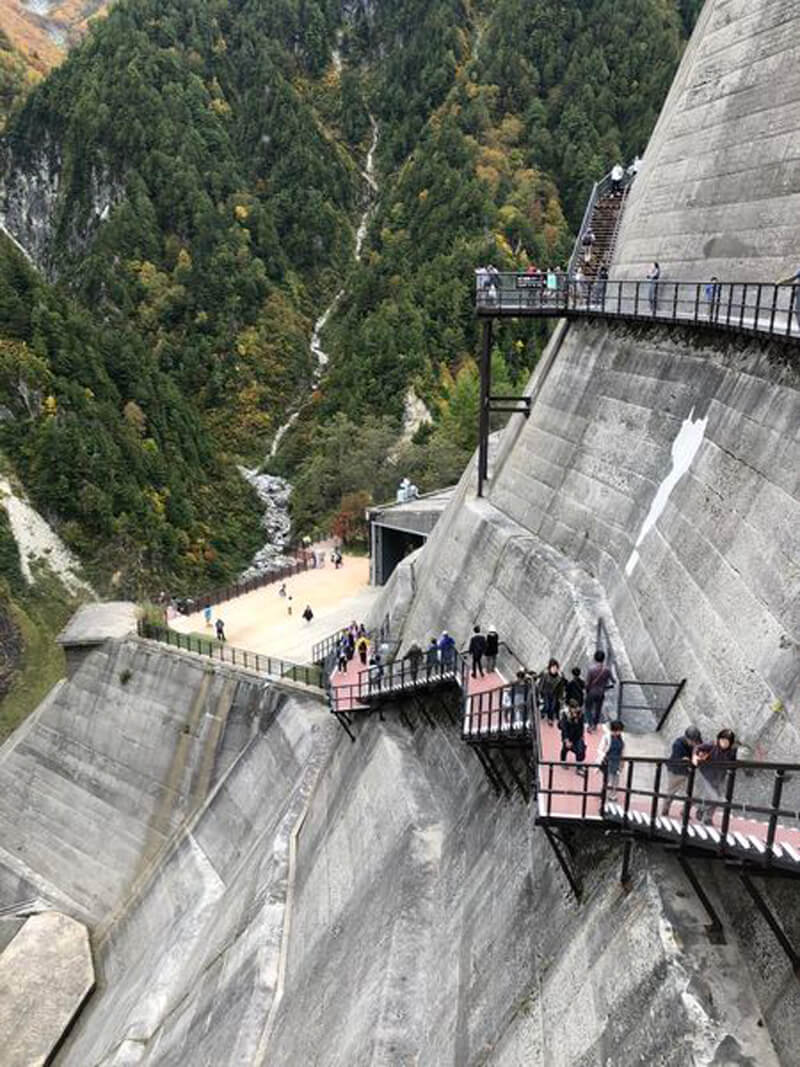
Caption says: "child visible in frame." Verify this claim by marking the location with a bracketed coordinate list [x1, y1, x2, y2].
[598, 720, 625, 800]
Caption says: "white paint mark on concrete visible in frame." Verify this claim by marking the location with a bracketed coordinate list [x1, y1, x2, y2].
[625, 407, 708, 577]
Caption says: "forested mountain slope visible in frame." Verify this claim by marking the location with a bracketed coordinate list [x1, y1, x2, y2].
[0, 0, 699, 594]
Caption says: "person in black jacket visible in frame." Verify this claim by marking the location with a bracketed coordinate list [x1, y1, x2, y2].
[538, 659, 565, 725]
[693, 729, 737, 825]
[662, 725, 702, 815]
[565, 667, 585, 711]
[559, 701, 586, 771]
[468, 625, 487, 678]
[485, 626, 499, 672]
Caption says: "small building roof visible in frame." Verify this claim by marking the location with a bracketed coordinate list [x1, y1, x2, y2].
[57, 602, 138, 647]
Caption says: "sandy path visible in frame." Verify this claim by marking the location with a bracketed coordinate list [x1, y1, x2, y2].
[170, 555, 379, 662]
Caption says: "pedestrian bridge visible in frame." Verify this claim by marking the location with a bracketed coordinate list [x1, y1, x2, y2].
[476, 275, 800, 344]
[322, 637, 800, 886]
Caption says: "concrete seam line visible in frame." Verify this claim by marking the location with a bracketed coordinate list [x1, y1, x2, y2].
[254, 730, 344, 1063]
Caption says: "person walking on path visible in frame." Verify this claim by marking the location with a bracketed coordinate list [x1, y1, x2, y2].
[469, 625, 487, 678]
[598, 720, 625, 800]
[215, 618, 225, 643]
[581, 228, 595, 265]
[426, 638, 440, 681]
[484, 626, 499, 673]
[302, 604, 314, 624]
[203, 604, 213, 628]
[509, 669, 531, 728]
[287, 595, 293, 616]
[404, 641, 424, 684]
[337, 638, 348, 673]
[438, 631, 457, 671]
[369, 649, 384, 690]
[647, 262, 660, 314]
[777, 266, 800, 330]
[356, 632, 369, 666]
[693, 728, 737, 825]
[565, 667, 585, 713]
[278, 582, 287, 598]
[610, 163, 624, 196]
[597, 263, 608, 308]
[559, 701, 587, 772]
[704, 276, 720, 322]
[662, 725, 703, 816]
[538, 659, 565, 725]
[584, 650, 615, 732]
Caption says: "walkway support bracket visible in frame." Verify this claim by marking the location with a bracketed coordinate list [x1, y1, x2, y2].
[740, 872, 800, 978]
[676, 854, 726, 943]
[542, 827, 583, 902]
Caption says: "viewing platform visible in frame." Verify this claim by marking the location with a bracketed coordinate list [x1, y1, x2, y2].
[475, 274, 800, 343]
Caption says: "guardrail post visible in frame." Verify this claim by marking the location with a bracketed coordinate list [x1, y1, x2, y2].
[769, 284, 779, 334]
[764, 768, 784, 866]
[718, 767, 737, 854]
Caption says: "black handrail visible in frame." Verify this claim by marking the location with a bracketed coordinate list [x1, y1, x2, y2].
[168, 550, 311, 617]
[137, 619, 324, 690]
[475, 275, 800, 344]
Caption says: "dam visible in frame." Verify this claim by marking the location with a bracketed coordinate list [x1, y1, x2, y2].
[1, 0, 800, 1063]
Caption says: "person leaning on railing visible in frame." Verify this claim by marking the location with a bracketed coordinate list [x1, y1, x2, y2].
[662, 725, 703, 816]
[646, 262, 660, 314]
[692, 729, 737, 826]
[777, 266, 800, 330]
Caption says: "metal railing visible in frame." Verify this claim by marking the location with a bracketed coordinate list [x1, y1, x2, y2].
[616, 678, 686, 730]
[137, 620, 323, 689]
[328, 653, 467, 714]
[475, 275, 800, 343]
[566, 168, 635, 278]
[169, 551, 310, 616]
[462, 680, 534, 741]
[534, 750, 800, 871]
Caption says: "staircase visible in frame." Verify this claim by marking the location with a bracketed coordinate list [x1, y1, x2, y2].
[568, 169, 634, 279]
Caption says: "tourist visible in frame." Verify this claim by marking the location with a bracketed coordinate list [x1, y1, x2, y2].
[777, 266, 800, 330]
[345, 629, 355, 660]
[693, 728, 737, 826]
[204, 604, 212, 628]
[647, 262, 660, 314]
[704, 276, 720, 322]
[302, 604, 314, 624]
[610, 162, 624, 196]
[510, 669, 531, 728]
[597, 263, 609, 307]
[215, 618, 225, 642]
[468, 624, 487, 678]
[356, 631, 370, 665]
[337, 638, 348, 673]
[559, 701, 587, 772]
[438, 630, 457, 671]
[537, 658, 565, 725]
[584, 650, 614, 732]
[598, 721, 625, 800]
[662, 725, 703, 816]
[627, 155, 642, 178]
[426, 637, 440, 680]
[485, 626, 499, 672]
[278, 582, 287, 598]
[581, 227, 595, 265]
[404, 641, 424, 684]
[287, 595, 293, 616]
[369, 649, 384, 689]
[565, 666, 585, 712]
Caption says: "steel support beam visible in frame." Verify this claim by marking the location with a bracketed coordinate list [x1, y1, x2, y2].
[676, 855, 725, 943]
[542, 827, 583, 901]
[740, 873, 800, 977]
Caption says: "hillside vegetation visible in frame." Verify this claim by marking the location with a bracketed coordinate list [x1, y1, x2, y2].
[0, 0, 698, 589]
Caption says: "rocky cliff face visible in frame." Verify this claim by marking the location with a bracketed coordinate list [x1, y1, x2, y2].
[0, 136, 121, 273]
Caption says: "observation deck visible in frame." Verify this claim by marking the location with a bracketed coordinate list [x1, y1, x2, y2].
[475, 274, 800, 343]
